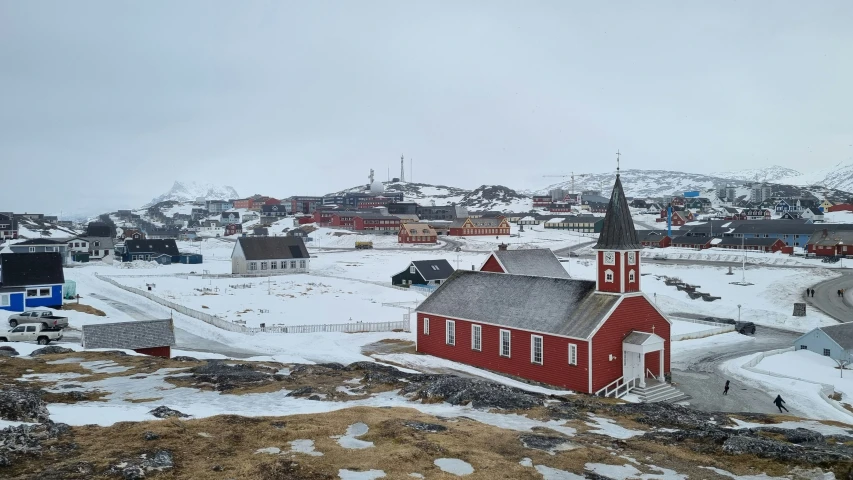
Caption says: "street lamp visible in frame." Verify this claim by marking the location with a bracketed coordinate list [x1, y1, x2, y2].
[737, 304, 742, 322]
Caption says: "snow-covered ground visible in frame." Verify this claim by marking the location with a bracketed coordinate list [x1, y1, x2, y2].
[670, 320, 721, 337]
[722, 349, 853, 423]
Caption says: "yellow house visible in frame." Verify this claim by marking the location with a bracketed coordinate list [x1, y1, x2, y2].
[820, 199, 834, 211]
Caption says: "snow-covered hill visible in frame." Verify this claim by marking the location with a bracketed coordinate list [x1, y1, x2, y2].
[146, 181, 239, 206]
[711, 166, 802, 183]
[777, 161, 853, 192]
[539, 170, 735, 198]
[333, 182, 529, 211]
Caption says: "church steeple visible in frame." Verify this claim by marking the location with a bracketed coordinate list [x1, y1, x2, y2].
[595, 153, 642, 293]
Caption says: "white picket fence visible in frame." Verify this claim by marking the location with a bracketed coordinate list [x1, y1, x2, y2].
[95, 273, 409, 335]
[671, 325, 735, 342]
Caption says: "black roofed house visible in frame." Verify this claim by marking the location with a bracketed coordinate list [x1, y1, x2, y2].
[670, 235, 712, 250]
[636, 230, 671, 248]
[231, 236, 310, 275]
[221, 211, 241, 225]
[416, 170, 676, 398]
[479, 245, 570, 279]
[86, 222, 112, 238]
[0, 252, 65, 311]
[392, 259, 455, 287]
[82, 319, 176, 358]
[0, 213, 18, 240]
[8, 239, 70, 265]
[793, 323, 853, 363]
[117, 239, 180, 263]
[802, 207, 825, 222]
[261, 204, 288, 217]
[806, 229, 853, 257]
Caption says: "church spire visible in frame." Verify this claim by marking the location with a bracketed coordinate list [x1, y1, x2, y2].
[594, 153, 641, 250]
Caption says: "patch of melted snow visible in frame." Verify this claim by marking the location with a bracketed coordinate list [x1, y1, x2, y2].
[535, 465, 585, 479]
[338, 469, 386, 479]
[434, 458, 474, 476]
[289, 439, 323, 456]
[334, 422, 374, 449]
[254, 447, 281, 454]
[585, 462, 687, 480]
[585, 414, 645, 439]
[700, 466, 790, 479]
[80, 360, 133, 374]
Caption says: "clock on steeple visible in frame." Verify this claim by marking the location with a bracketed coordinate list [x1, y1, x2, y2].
[594, 160, 642, 294]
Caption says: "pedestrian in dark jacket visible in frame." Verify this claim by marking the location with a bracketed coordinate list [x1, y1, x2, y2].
[812, 289, 816, 297]
[774, 395, 789, 413]
[724, 380, 730, 395]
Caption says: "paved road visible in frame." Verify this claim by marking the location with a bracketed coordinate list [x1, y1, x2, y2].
[805, 272, 853, 322]
[88, 293, 261, 358]
[553, 240, 596, 257]
[672, 325, 803, 415]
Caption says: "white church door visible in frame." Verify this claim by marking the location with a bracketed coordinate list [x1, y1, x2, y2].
[623, 350, 643, 385]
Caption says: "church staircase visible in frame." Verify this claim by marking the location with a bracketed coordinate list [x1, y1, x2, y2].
[631, 378, 690, 403]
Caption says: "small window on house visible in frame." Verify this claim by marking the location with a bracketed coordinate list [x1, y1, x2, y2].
[300, 260, 306, 269]
[800, 345, 807, 350]
[500, 330, 511, 357]
[824, 349, 831, 357]
[629, 270, 636, 283]
[28, 247, 35, 253]
[290, 261, 297, 269]
[568, 343, 578, 365]
[261, 261, 268, 270]
[410, 265, 416, 274]
[270, 261, 277, 270]
[605, 270, 614, 283]
[531, 335, 543, 365]
[39, 288, 50, 297]
[446, 320, 456, 346]
[0, 294, 9, 307]
[471, 324, 482, 351]
[249, 262, 258, 271]
[423, 318, 429, 335]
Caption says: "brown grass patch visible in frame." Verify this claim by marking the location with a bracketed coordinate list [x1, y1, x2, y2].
[61, 302, 106, 316]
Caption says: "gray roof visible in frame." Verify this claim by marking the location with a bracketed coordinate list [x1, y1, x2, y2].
[82, 319, 176, 350]
[237, 236, 309, 260]
[818, 323, 853, 350]
[492, 249, 570, 279]
[716, 237, 782, 247]
[730, 223, 842, 236]
[416, 270, 619, 339]
[411, 260, 455, 281]
[623, 331, 653, 345]
[807, 230, 853, 247]
[671, 235, 711, 245]
[594, 174, 641, 250]
[635, 230, 670, 242]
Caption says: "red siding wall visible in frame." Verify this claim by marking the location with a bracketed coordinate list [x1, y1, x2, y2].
[596, 251, 622, 293]
[479, 255, 504, 273]
[134, 346, 171, 358]
[416, 314, 591, 392]
[590, 296, 670, 392]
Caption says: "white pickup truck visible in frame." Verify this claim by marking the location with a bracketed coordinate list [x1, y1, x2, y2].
[0, 324, 64, 345]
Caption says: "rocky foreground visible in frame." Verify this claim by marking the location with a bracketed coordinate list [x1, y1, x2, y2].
[0, 351, 851, 479]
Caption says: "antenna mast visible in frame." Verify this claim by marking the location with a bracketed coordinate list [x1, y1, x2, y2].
[400, 154, 405, 182]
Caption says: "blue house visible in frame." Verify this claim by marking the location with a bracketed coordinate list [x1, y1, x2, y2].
[0, 252, 65, 311]
[116, 239, 180, 263]
[179, 253, 203, 264]
[774, 199, 791, 213]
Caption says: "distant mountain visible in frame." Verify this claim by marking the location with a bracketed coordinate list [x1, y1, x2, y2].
[711, 166, 802, 183]
[333, 181, 529, 211]
[777, 161, 853, 193]
[539, 169, 736, 198]
[146, 181, 239, 206]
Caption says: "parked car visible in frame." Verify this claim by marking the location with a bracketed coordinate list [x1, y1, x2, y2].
[705, 317, 756, 335]
[7, 310, 69, 329]
[0, 324, 64, 345]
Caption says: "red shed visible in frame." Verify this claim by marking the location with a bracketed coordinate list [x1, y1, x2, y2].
[418, 173, 679, 399]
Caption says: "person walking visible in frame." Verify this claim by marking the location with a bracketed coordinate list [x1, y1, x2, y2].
[811, 289, 816, 297]
[724, 380, 730, 395]
[773, 394, 789, 413]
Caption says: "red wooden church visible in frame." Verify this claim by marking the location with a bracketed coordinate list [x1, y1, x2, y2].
[416, 173, 676, 398]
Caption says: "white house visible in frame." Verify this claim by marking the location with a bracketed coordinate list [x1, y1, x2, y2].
[802, 207, 825, 222]
[231, 236, 310, 275]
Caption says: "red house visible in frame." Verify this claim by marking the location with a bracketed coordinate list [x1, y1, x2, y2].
[233, 198, 253, 209]
[829, 204, 853, 213]
[657, 209, 693, 226]
[532, 195, 552, 207]
[417, 174, 676, 398]
[353, 214, 400, 231]
[448, 217, 510, 236]
[224, 223, 242, 236]
[398, 223, 437, 244]
[806, 230, 853, 256]
[714, 237, 788, 253]
[636, 230, 671, 248]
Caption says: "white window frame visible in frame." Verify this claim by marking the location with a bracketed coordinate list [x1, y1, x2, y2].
[28, 247, 36, 253]
[290, 261, 297, 269]
[270, 261, 278, 270]
[445, 320, 455, 346]
[500, 329, 511, 357]
[248, 262, 258, 271]
[471, 324, 482, 351]
[282, 261, 288, 269]
[628, 270, 636, 283]
[568, 343, 578, 365]
[531, 335, 543, 365]
[261, 261, 268, 270]
[410, 265, 416, 274]
[300, 260, 306, 269]
[605, 270, 614, 283]
[423, 317, 429, 335]
[0, 294, 9, 307]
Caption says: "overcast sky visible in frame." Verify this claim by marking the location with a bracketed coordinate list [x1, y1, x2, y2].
[2, 1, 852, 216]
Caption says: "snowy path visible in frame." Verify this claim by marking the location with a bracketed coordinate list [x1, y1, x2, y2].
[806, 271, 853, 323]
[88, 293, 261, 358]
[672, 328, 804, 416]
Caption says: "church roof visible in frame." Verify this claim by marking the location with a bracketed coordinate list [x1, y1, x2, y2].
[594, 174, 641, 250]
